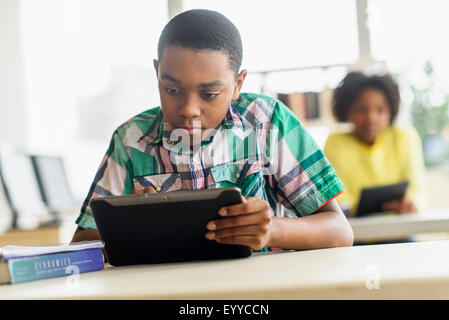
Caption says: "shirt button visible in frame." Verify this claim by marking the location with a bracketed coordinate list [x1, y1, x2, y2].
[235, 173, 240, 179]
[156, 186, 162, 192]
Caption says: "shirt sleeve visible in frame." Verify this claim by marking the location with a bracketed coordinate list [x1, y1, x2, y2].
[264, 100, 344, 217]
[75, 128, 135, 229]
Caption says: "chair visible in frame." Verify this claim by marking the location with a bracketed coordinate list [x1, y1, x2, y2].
[31, 155, 79, 217]
[0, 172, 14, 234]
[0, 149, 55, 229]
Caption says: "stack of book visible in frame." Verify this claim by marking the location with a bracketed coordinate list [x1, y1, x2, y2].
[0, 240, 105, 284]
[278, 89, 334, 124]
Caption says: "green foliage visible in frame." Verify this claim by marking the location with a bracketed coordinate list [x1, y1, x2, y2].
[410, 61, 449, 139]
[404, 61, 449, 166]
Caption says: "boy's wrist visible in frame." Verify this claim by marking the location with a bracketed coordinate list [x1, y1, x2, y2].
[266, 216, 283, 248]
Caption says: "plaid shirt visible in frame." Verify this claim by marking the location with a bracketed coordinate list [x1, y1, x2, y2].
[76, 93, 344, 248]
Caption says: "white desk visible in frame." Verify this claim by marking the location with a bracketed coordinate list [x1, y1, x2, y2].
[349, 208, 449, 242]
[1, 240, 449, 299]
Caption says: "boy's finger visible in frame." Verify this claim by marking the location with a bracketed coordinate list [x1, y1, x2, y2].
[208, 211, 269, 230]
[206, 224, 267, 240]
[144, 186, 157, 193]
[218, 199, 269, 217]
[215, 235, 264, 250]
[133, 186, 157, 194]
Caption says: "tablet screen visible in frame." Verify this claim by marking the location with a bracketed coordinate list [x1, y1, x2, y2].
[90, 187, 252, 266]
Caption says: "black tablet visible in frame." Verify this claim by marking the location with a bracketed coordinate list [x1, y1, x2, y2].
[90, 187, 252, 266]
[355, 181, 410, 217]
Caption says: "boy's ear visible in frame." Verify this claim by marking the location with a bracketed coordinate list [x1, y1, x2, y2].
[153, 59, 159, 76]
[232, 69, 247, 101]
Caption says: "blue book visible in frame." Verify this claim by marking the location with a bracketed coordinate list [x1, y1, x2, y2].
[0, 242, 105, 284]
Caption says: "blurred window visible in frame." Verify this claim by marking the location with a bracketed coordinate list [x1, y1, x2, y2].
[20, 0, 168, 198]
[369, 0, 449, 90]
[183, 0, 359, 72]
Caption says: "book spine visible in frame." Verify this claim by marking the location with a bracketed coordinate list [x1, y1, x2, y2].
[7, 248, 104, 284]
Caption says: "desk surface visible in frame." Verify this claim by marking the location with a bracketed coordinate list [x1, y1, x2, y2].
[349, 207, 449, 241]
[1, 240, 449, 299]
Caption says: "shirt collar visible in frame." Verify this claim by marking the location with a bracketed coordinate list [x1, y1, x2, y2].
[137, 108, 164, 144]
[222, 103, 246, 131]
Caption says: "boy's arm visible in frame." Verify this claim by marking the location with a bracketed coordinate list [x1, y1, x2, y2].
[72, 128, 134, 243]
[207, 99, 353, 250]
[71, 185, 156, 244]
[72, 226, 101, 243]
[206, 197, 353, 250]
[71, 226, 108, 261]
[268, 199, 354, 249]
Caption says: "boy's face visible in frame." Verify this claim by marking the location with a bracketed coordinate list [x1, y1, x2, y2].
[348, 88, 391, 145]
[154, 45, 246, 143]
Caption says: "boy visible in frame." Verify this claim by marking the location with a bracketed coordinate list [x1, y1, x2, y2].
[72, 9, 353, 251]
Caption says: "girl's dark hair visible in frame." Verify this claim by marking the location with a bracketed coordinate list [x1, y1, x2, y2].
[332, 71, 400, 124]
[158, 9, 243, 74]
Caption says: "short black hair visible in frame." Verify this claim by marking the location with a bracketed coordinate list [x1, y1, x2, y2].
[332, 72, 400, 124]
[157, 9, 243, 74]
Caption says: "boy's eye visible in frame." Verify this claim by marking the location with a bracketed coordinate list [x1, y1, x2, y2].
[164, 87, 181, 95]
[201, 92, 219, 100]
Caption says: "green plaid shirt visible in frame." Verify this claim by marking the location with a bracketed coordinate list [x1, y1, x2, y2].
[76, 93, 344, 248]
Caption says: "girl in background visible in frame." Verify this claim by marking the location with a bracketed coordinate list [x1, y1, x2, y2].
[324, 72, 427, 217]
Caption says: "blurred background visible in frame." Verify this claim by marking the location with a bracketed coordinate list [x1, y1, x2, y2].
[1, 0, 448, 238]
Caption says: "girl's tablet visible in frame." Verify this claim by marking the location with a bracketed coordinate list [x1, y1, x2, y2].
[356, 181, 409, 217]
[90, 187, 252, 266]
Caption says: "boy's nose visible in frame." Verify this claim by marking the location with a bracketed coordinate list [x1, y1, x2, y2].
[178, 95, 201, 119]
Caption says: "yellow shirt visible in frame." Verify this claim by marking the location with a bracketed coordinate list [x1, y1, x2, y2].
[323, 125, 427, 216]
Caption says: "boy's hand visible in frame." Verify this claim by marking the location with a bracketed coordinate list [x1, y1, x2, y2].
[382, 196, 417, 214]
[205, 197, 273, 250]
[132, 186, 157, 194]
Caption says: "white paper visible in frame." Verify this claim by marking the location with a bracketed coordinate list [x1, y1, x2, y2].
[0, 240, 104, 260]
